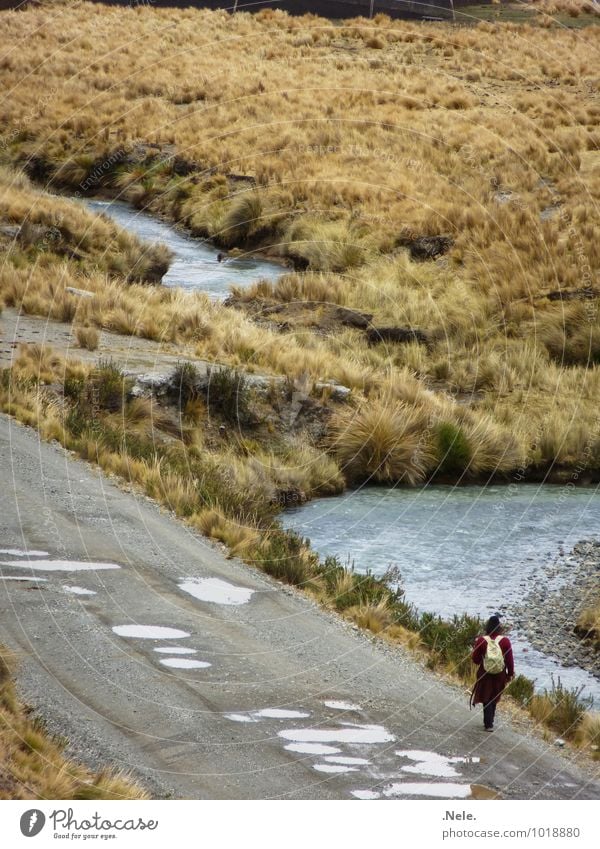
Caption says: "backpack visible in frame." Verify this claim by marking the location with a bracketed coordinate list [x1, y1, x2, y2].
[482, 635, 505, 674]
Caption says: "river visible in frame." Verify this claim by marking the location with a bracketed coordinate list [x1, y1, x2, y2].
[84, 198, 600, 701]
[84, 199, 284, 298]
[282, 484, 600, 700]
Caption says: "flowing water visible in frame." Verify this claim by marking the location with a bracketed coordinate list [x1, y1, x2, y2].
[84, 199, 284, 297]
[282, 484, 600, 699]
[80, 199, 600, 700]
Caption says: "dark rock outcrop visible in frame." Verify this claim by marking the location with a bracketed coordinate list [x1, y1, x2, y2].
[366, 326, 428, 346]
[399, 234, 454, 261]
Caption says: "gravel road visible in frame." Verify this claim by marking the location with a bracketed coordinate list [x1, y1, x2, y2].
[1, 413, 598, 800]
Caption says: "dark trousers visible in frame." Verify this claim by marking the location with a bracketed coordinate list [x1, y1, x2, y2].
[483, 700, 497, 729]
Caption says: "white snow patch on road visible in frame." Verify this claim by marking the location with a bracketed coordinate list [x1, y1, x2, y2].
[352, 790, 381, 800]
[64, 586, 96, 596]
[1, 576, 48, 582]
[113, 625, 190, 640]
[279, 724, 395, 745]
[0, 549, 49, 557]
[324, 700, 361, 711]
[314, 763, 358, 774]
[254, 709, 310, 719]
[224, 713, 260, 723]
[159, 658, 211, 670]
[285, 743, 341, 756]
[384, 782, 471, 798]
[178, 577, 254, 605]
[396, 750, 480, 778]
[154, 647, 197, 655]
[2, 559, 120, 572]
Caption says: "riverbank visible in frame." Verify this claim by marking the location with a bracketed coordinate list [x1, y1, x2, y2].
[511, 539, 600, 679]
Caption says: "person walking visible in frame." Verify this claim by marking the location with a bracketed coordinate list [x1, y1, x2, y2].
[470, 614, 514, 732]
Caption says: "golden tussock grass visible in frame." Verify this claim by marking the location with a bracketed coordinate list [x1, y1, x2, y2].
[2, 0, 600, 482]
[74, 325, 100, 351]
[576, 601, 600, 644]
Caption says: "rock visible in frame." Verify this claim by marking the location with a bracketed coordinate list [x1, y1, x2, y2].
[554, 738, 566, 748]
[366, 326, 428, 346]
[128, 371, 172, 398]
[66, 286, 94, 299]
[398, 234, 454, 261]
[332, 306, 373, 329]
[315, 381, 351, 401]
[0, 224, 20, 239]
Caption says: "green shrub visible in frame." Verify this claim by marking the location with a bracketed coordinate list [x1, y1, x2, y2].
[435, 421, 472, 475]
[250, 528, 316, 586]
[418, 611, 483, 679]
[529, 676, 593, 739]
[86, 360, 128, 412]
[507, 674, 535, 706]
[170, 361, 201, 408]
[207, 366, 254, 426]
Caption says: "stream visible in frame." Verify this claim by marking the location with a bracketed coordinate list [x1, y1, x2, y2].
[282, 484, 600, 700]
[83, 198, 600, 701]
[84, 199, 284, 298]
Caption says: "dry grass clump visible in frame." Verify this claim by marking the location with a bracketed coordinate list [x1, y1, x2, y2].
[74, 325, 99, 351]
[574, 711, 600, 757]
[331, 399, 430, 485]
[575, 600, 600, 645]
[0, 645, 147, 800]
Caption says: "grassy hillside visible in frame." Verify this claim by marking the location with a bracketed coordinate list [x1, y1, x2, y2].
[1, 0, 600, 486]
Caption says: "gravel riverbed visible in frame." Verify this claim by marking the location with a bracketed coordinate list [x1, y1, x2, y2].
[510, 540, 600, 681]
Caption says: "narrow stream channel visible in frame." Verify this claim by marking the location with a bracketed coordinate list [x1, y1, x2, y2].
[282, 484, 600, 700]
[83, 198, 600, 701]
[84, 199, 284, 298]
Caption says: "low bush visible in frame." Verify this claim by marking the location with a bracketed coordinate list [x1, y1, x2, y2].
[418, 612, 483, 680]
[434, 421, 472, 476]
[85, 360, 128, 412]
[528, 677, 593, 739]
[507, 674, 535, 706]
[206, 366, 254, 427]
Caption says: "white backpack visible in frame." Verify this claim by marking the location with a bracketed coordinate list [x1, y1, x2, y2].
[482, 635, 505, 674]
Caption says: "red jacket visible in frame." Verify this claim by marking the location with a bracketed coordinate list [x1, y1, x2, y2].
[471, 633, 514, 706]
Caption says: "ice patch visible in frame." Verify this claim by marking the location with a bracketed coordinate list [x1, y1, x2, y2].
[396, 750, 480, 778]
[254, 709, 310, 720]
[384, 782, 471, 799]
[314, 763, 358, 774]
[325, 756, 370, 766]
[352, 790, 381, 800]
[0, 549, 49, 557]
[178, 577, 254, 606]
[153, 647, 197, 655]
[1, 576, 48, 582]
[63, 586, 96, 596]
[279, 724, 394, 745]
[285, 743, 341, 756]
[2, 559, 120, 572]
[224, 713, 260, 723]
[159, 658, 211, 669]
[112, 625, 190, 640]
[324, 700, 361, 712]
